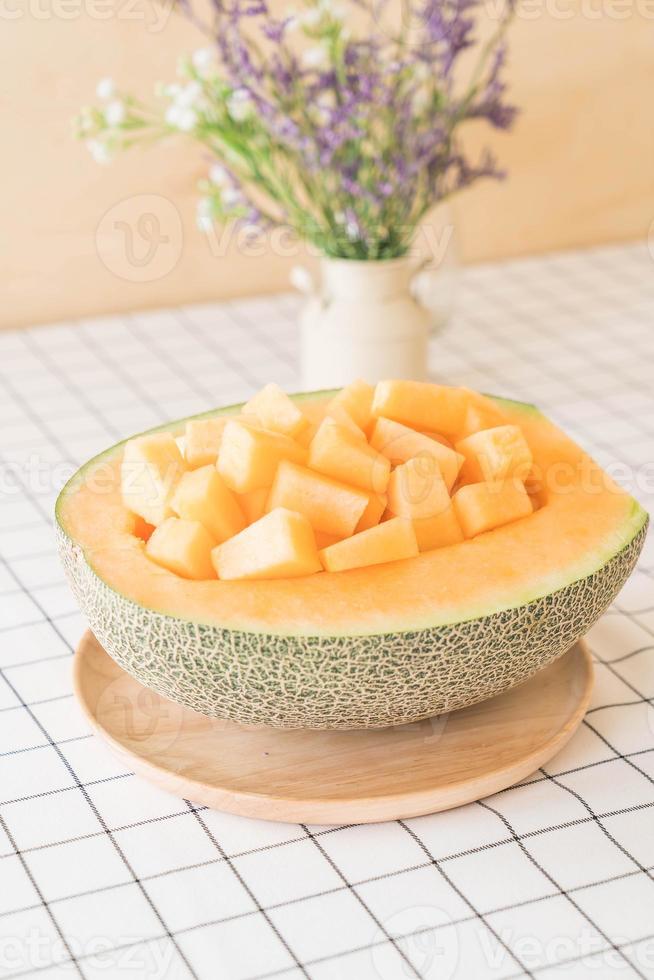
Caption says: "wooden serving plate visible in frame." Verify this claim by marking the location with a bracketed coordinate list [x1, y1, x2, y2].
[74, 631, 593, 824]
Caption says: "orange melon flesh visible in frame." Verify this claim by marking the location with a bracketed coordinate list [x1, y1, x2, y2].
[121, 432, 186, 527]
[460, 390, 509, 437]
[387, 457, 451, 520]
[319, 517, 418, 573]
[57, 395, 647, 635]
[314, 531, 342, 550]
[171, 466, 246, 544]
[372, 380, 469, 438]
[217, 420, 306, 493]
[422, 431, 454, 450]
[212, 508, 321, 581]
[413, 504, 464, 552]
[453, 480, 533, 538]
[266, 461, 369, 538]
[308, 419, 391, 494]
[324, 405, 366, 440]
[238, 488, 269, 525]
[355, 492, 387, 532]
[371, 417, 463, 491]
[456, 425, 533, 485]
[185, 418, 230, 469]
[146, 517, 216, 580]
[133, 516, 155, 542]
[243, 383, 308, 438]
[327, 380, 374, 432]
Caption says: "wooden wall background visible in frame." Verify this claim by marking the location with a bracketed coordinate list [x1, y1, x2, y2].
[2, 2, 653, 328]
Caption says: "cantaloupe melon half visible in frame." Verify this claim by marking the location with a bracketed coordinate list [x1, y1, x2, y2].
[56, 391, 648, 729]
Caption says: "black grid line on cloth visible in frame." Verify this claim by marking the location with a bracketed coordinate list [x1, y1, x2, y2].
[1, 788, 653, 881]
[475, 799, 645, 978]
[0, 559, 199, 980]
[538, 766, 653, 883]
[397, 818, 532, 978]
[223, 303, 297, 371]
[1, 245, 654, 980]
[173, 307, 264, 391]
[0, 811, 84, 979]
[2, 850, 653, 955]
[299, 822, 421, 978]
[183, 800, 310, 978]
[18, 329, 123, 444]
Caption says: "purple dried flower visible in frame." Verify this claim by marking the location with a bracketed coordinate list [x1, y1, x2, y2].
[92, 0, 516, 259]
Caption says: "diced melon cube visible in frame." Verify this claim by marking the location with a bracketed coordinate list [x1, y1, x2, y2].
[243, 383, 308, 438]
[308, 419, 390, 493]
[370, 417, 463, 491]
[372, 380, 468, 437]
[453, 481, 533, 538]
[324, 405, 367, 440]
[217, 420, 307, 493]
[145, 517, 216, 580]
[238, 488, 269, 525]
[171, 465, 246, 544]
[121, 433, 186, 526]
[459, 390, 508, 437]
[327, 380, 375, 432]
[296, 422, 318, 449]
[184, 418, 230, 469]
[212, 508, 321, 581]
[355, 492, 387, 532]
[386, 457, 451, 520]
[455, 425, 533, 484]
[421, 431, 454, 450]
[412, 504, 464, 552]
[266, 461, 370, 537]
[319, 517, 418, 573]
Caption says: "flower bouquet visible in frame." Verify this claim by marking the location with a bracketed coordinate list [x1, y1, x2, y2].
[77, 0, 516, 384]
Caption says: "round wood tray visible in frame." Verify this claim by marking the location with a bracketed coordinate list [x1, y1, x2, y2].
[74, 630, 593, 824]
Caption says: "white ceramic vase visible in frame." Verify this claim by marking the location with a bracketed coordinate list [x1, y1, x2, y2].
[295, 256, 432, 390]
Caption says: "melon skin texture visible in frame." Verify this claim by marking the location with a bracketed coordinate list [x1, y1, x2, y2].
[57, 392, 648, 729]
[58, 522, 646, 728]
[56, 388, 649, 729]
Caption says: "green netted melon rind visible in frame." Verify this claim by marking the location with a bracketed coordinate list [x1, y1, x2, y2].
[57, 522, 647, 730]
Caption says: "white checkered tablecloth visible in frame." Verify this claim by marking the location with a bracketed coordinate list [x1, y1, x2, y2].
[1, 242, 654, 980]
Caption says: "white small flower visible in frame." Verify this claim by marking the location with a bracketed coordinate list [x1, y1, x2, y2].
[283, 6, 299, 29]
[301, 7, 322, 26]
[302, 44, 328, 69]
[104, 100, 126, 126]
[209, 163, 229, 186]
[177, 81, 202, 108]
[163, 83, 182, 100]
[221, 187, 242, 208]
[345, 221, 359, 240]
[196, 197, 214, 232]
[192, 47, 216, 74]
[226, 88, 252, 122]
[96, 77, 115, 100]
[86, 139, 112, 164]
[165, 104, 197, 131]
